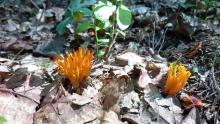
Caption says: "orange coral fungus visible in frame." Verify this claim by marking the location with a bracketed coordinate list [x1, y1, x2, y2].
[165, 63, 191, 96]
[54, 48, 93, 89]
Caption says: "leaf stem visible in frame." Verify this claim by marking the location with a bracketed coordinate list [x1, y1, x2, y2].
[103, 0, 120, 61]
[92, 7, 99, 59]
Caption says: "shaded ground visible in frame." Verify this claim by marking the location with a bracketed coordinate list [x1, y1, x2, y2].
[0, 0, 220, 124]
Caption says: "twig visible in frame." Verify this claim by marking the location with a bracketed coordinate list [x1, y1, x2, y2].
[214, 107, 220, 124]
[0, 88, 39, 104]
[30, 0, 40, 10]
[51, 103, 64, 124]
[157, 28, 168, 53]
[35, 7, 45, 32]
[32, 2, 46, 38]
[104, 32, 119, 60]
[210, 44, 220, 106]
[92, 61, 105, 70]
[154, 29, 165, 50]
[152, 21, 156, 50]
[11, 48, 25, 62]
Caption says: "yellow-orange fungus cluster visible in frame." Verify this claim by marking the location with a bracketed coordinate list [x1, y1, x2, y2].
[165, 63, 191, 96]
[54, 48, 93, 89]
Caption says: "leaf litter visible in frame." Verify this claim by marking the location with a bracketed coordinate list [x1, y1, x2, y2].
[0, 0, 220, 124]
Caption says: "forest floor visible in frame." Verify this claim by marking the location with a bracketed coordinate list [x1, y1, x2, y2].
[0, 0, 220, 124]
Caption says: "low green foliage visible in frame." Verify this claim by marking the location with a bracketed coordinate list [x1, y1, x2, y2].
[200, 0, 217, 9]
[0, 116, 6, 124]
[214, 57, 220, 67]
[56, 0, 95, 35]
[187, 0, 218, 20]
[93, 0, 131, 58]
[190, 66, 199, 74]
[56, 0, 132, 59]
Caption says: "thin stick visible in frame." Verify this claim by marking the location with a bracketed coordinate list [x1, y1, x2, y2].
[211, 44, 220, 107]
[103, 1, 120, 61]
[30, 0, 40, 10]
[152, 21, 156, 50]
[158, 28, 168, 53]
[0, 88, 39, 104]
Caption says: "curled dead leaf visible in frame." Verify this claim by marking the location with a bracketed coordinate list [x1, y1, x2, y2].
[180, 93, 204, 109]
[187, 42, 202, 58]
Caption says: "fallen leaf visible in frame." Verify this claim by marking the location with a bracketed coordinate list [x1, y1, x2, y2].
[4, 19, 19, 32]
[0, 57, 18, 80]
[167, 12, 197, 40]
[0, 90, 38, 124]
[101, 110, 125, 124]
[115, 52, 144, 66]
[137, 68, 151, 88]
[5, 68, 28, 89]
[34, 98, 97, 124]
[187, 42, 202, 58]
[0, 37, 33, 51]
[0, 65, 11, 81]
[180, 93, 204, 109]
[180, 108, 200, 124]
[14, 74, 45, 103]
[119, 91, 140, 113]
[144, 84, 183, 124]
[67, 93, 92, 106]
[146, 61, 161, 73]
[51, 7, 65, 21]
[137, 63, 168, 89]
[33, 34, 67, 58]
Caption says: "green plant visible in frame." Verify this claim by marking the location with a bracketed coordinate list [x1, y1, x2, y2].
[188, 0, 218, 19]
[56, 0, 132, 60]
[56, 0, 95, 35]
[200, 0, 217, 9]
[0, 116, 6, 124]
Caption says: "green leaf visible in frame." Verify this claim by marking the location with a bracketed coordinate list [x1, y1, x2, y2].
[214, 57, 220, 67]
[81, 0, 96, 6]
[116, 5, 132, 30]
[0, 116, 6, 124]
[190, 66, 199, 73]
[94, 1, 111, 10]
[56, 17, 72, 35]
[68, 0, 81, 13]
[76, 21, 91, 33]
[96, 20, 111, 30]
[97, 50, 105, 58]
[94, 5, 115, 22]
[96, 21, 105, 30]
[116, 29, 126, 37]
[79, 8, 92, 16]
[64, 11, 73, 18]
[98, 39, 109, 46]
[94, 4, 115, 28]
[106, 1, 113, 6]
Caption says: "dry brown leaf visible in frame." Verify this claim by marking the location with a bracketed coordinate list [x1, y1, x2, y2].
[187, 42, 202, 58]
[0, 91, 38, 124]
[180, 93, 204, 109]
[180, 108, 200, 124]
